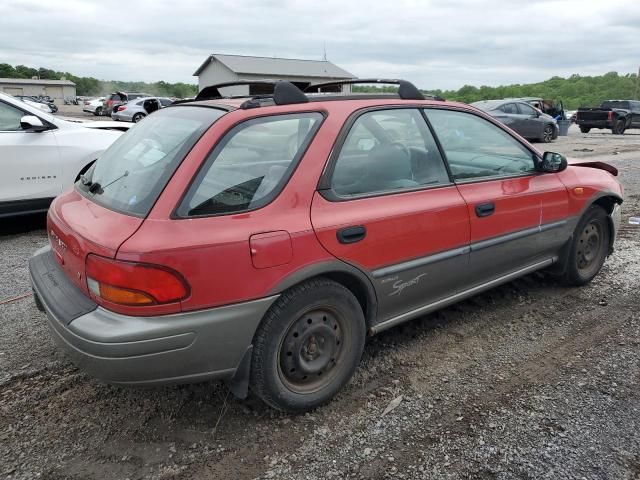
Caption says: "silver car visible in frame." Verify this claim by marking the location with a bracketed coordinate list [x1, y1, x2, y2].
[111, 96, 173, 123]
[471, 99, 559, 143]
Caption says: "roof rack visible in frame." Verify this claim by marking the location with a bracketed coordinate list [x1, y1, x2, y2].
[195, 80, 308, 108]
[305, 79, 430, 101]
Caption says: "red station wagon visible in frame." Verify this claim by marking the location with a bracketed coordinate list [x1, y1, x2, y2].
[30, 79, 623, 412]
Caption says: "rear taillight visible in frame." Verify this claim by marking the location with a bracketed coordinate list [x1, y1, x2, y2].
[608, 111, 613, 121]
[85, 254, 189, 306]
[116, 105, 126, 111]
[84, 101, 90, 105]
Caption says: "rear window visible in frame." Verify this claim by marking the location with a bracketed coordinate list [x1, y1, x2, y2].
[177, 112, 323, 217]
[78, 106, 225, 216]
[602, 101, 629, 109]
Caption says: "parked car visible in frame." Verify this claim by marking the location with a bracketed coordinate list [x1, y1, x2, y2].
[102, 92, 150, 116]
[511, 97, 566, 120]
[15, 95, 58, 113]
[111, 96, 173, 122]
[14, 96, 53, 114]
[29, 80, 623, 412]
[576, 100, 640, 134]
[0, 92, 128, 218]
[83, 97, 106, 116]
[471, 99, 559, 142]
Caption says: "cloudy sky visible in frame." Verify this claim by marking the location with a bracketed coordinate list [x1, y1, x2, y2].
[2, 0, 639, 90]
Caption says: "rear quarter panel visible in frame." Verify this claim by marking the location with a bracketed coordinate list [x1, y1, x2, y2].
[116, 103, 353, 312]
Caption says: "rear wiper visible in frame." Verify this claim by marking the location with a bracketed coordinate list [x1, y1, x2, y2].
[88, 170, 129, 195]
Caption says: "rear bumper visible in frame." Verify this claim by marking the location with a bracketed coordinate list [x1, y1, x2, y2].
[110, 111, 132, 121]
[577, 119, 612, 129]
[29, 246, 277, 386]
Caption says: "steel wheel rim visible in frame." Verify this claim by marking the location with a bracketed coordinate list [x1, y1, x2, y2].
[576, 221, 602, 273]
[278, 307, 347, 394]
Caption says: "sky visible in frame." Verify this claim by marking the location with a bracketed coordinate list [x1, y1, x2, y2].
[2, 0, 639, 90]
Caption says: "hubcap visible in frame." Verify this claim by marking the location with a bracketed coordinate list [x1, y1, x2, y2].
[279, 309, 344, 393]
[576, 222, 601, 272]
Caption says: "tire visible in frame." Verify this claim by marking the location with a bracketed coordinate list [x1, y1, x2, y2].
[612, 119, 626, 135]
[132, 113, 145, 123]
[579, 126, 591, 134]
[541, 125, 554, 143]
[250, 278, 366, 412]
[561, 205, 610, 286]
[94, 106, 102, 116]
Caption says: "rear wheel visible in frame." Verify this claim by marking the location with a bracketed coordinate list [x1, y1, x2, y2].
[250, 278, 366, 412]
[561, 205, 610, 286]
[94, 106, 103, 116]
[579, 126, 590, 133]
[612, 119, 626, 135]
[541, 125, 554, 143]
[132, 113, 145, 123]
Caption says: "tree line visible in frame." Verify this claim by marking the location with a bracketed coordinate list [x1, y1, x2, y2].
[0, 64, 198, 99]
[353, 71, 640, 109]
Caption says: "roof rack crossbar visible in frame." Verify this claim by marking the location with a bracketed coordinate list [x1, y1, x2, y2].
[195, 80, 308, 107]
[305, 78, 427, 101]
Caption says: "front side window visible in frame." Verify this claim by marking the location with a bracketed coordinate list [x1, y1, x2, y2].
[425, 109, 535, 181]
[330, 109, 450, 197]
[179, 112, 323, 217]
[0, 101, 24, 131]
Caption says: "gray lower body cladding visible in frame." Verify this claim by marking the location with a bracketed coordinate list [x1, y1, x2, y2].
[29, 246, 278, 386]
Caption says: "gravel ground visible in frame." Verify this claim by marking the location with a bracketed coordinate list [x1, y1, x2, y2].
[1, 127, 639, 479]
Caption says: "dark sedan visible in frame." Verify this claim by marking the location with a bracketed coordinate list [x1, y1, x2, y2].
[471, 100, 558, 143]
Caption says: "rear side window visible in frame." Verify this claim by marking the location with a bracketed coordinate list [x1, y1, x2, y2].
[78, 106, 224, 216]
[178, 112, 323, 217]
[501, 103, 518, 114]
[330, 109, 450, 197]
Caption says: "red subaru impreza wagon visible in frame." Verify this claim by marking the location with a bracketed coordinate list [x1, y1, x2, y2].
[30, 80, 623, 412]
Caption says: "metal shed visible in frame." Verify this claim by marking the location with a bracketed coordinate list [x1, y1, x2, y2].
[0, 78, 76, 101]
[193, 54, 355, 95]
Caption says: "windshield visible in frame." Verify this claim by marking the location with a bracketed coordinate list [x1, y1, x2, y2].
[78, 106, 225, 216]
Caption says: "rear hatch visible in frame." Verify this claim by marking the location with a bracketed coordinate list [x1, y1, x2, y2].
[48, 105, 226, 295]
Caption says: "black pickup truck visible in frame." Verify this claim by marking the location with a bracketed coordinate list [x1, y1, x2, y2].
[576, 100, 640, 134]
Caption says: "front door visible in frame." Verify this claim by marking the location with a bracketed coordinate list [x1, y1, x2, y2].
[424, 107, 569, 288]
[311, 108, 470, 322]
[0, 99, 61, 213]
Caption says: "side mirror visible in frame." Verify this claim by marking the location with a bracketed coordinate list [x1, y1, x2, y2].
[20, 115, 47, 132]
[538, 152, 568, 173]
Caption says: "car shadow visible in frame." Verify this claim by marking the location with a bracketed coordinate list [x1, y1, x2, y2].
[1, 213, 47, 236]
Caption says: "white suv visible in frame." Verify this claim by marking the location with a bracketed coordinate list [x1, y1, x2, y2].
[0, 92, 127, 218]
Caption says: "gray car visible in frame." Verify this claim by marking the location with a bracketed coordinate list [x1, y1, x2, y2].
[111, 96, 173, 123]
[471, 100, 559, 143]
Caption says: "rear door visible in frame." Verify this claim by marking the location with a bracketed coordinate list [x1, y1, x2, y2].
[311, 108, 470, 323]
[424, 108, 569, 289]
[0, 98, 61, 212]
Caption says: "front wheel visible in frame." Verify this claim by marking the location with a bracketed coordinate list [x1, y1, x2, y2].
[250, 278, 366, 412]
[561, 205, 610, 286]
[132, 113, 145, 123]
[579, 126, 591, 133]
[541, 125, 554, 143]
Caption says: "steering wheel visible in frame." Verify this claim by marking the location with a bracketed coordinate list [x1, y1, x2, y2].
[390, 141, 410, 158]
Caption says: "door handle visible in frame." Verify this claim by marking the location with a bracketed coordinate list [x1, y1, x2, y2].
[475, 202, 495, 217]
[337, 225, 366, 244]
